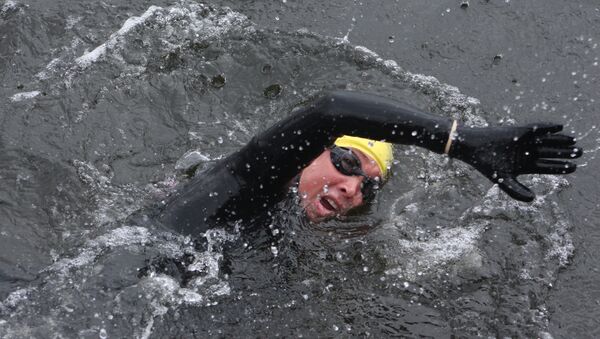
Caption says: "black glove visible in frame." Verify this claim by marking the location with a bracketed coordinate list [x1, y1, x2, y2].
[449, 123, 582, 202]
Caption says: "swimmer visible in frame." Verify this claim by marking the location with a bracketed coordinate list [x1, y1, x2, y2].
[158, 91, 582, 235]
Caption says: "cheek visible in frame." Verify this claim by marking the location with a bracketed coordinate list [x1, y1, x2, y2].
[299, 171, 323, 199]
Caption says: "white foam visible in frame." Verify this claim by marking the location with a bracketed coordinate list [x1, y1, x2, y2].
[65, 15, 82, 30]
[0, 0, 18, 14]
[45, 226, 155, 276]
[384, 223, 486, 280]
[0, 288, 30, 310]
[175, 150, 211, 171]
[71, 2, 252, 72]
[75, 6, 162, 69]
[9, 91, 40, 102]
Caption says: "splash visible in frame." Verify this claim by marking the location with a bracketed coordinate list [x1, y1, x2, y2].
[9, 91, 40, 102]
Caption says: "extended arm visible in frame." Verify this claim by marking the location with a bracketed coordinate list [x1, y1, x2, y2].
[233, 90, 454, 194]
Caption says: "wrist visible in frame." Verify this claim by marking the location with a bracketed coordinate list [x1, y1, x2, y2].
[444, 120, 458, 155]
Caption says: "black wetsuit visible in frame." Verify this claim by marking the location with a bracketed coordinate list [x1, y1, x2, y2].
[159, 90, 581, 236]
[159, 91, 453, 235]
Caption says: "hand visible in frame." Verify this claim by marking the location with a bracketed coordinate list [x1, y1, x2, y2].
[449, 123, 582, 202]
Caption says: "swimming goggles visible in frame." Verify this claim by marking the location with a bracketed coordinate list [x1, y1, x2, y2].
[329, 146, 381, 201]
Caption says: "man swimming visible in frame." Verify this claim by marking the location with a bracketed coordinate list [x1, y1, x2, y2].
[157, 91, 582, 235]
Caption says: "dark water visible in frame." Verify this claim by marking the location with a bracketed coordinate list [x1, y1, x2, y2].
[1, 0, 599, 338]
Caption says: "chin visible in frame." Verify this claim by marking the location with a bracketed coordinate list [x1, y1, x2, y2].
[305, 205, 331, 223]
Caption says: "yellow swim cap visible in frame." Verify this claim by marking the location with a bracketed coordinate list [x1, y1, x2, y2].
[334, 135, 394, 178]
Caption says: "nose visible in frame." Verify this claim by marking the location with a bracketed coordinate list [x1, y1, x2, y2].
[338, 175, 363, 203]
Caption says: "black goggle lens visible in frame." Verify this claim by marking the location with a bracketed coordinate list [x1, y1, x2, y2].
[329, 147, 380, 201]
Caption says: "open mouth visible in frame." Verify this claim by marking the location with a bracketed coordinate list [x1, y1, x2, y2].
[320, 196, 338, 213]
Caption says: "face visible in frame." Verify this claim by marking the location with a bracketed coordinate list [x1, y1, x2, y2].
[298, 148, 382, 222]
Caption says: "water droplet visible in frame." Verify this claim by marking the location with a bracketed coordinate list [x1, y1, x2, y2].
[388, 35, 395, 43]
[99, 329, 108, 339]
[460, 1, 469, 9]
[524, 151, 530, 156]
[411, 131, 418, 136]
[333, 325, 339, 331]
[323, 185, 329, 193]
[497, 178, 504, 183]
[217, 136, 223, 144]
[492, 172, 498, 179]
[403, 281, 409, 288]
[513, 136, 519, 141]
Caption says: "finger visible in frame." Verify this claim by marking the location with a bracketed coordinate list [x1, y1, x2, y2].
[529, 123, 563, 135]
[536, 146, 583, 159]
[538, 134, 576, 146]
[528, 159, 577, 174]
[498, 177, 535, 202]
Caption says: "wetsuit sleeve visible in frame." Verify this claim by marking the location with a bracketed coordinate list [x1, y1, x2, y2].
[233, 90, 453, 189]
